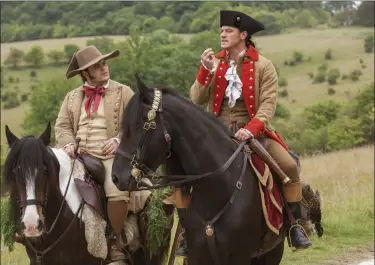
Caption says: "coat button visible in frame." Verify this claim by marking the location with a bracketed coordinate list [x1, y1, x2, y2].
[116, 102, 119, 106]
[205, 81, 208, 84]
[251, 114, 255, 117]
[218, 76, 222, 79]
[214, 112, 217, 115]
[250, 69, 254, 72]
[249, 77, 253, 80]
[250, 105, 253, 108]
[217, 85, 220, 88]
[250, 61, 254, 64]
[250, 95, 254, 98]
[216, 94, 219, 97]
[219, 67, 222, 70]
[215, 103, 218, 106]
[249, 86, 253, 89]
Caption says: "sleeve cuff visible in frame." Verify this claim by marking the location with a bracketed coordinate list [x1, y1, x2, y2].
[196, 65, 213, 85]
[244, 117, 265, 137]
[111, 137, 120, 144]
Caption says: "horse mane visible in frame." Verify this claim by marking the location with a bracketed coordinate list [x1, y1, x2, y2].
[3, 136, 54, 187]
[121, 84, 230, 138]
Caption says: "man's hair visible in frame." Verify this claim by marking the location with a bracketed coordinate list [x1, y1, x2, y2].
[80, 71, 86, 83]
[245, 33, 255, 48]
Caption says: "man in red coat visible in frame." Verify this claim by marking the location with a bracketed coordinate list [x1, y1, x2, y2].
[175, 10, 311, 256]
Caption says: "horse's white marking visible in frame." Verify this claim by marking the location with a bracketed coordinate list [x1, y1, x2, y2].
[22, 169, 41, 237]
[52, 148, 84, 220]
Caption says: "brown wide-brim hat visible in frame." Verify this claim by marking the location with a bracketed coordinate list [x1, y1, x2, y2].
[66, 45, 120, 79]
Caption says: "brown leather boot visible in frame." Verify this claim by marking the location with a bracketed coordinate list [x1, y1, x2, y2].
[107, 200, 129, 261]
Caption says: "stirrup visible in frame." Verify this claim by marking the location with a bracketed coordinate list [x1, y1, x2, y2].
[287, 223, 311, 251]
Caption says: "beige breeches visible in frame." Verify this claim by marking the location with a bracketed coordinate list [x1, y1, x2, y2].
[102, 158, 130, 202]
[266, 139, 302, 202]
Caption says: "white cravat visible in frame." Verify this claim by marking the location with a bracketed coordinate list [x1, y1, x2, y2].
[225, 49, 246, 108]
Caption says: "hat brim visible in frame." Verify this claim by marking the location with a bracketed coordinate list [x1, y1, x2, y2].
[66, 49, 120, 79]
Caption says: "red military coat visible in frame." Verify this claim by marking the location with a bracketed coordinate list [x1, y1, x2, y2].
[191, 46, 288, 150]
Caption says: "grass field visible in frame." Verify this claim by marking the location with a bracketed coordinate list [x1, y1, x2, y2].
[1, 27, 374, 147]
[2, 145, 373, 265]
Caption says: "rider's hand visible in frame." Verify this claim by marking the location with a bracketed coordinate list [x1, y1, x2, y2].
[235, 128, 254, 142]
[101, 139, 119, 156]
[63, 144, 77, 158]
[201, 48, 215, 71]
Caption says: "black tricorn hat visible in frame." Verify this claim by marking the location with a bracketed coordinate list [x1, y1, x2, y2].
[220, 10, 265, 36]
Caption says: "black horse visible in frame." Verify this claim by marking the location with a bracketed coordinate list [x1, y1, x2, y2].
[112, 76, 285, 265]
[3, 123, 170, 265]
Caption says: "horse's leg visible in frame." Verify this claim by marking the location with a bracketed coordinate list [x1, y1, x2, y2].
[250, 241, 284, 265]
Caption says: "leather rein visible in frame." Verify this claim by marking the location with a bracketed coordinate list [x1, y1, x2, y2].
[115, 88, 247, 190]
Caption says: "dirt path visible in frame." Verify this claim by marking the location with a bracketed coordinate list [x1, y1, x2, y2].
[320, 244, 374, 265]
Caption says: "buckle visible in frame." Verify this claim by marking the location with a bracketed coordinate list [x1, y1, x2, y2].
[236, 181, 242, 190]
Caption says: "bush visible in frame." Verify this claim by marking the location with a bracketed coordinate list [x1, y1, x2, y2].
[359, 58, 364, 64]
[308, 72, 314, 79]
[291, 99, 296, 103]
[275, 102, 290, 120]
[324, 48, 333, 60]
[364, 35, 374, 53]
[342, 74, 349, 80]
[3, 97, 20, 109]
[327, 68, 340, 85]
[278, 77, 288, 87]
[313, 70, 326, 84]
[284, 60, 289, 66]
[328, 87, 336, 95]
[21, 93, 29, 102]
[8, 76, 14, 83]
[293, 51, 304, 63]
[361, 64, 367, 69]
[350, 69, 362, 81]
[279, 89, 289, 98]
[317, 63, 328, 72]
[30, 70, 37, 78]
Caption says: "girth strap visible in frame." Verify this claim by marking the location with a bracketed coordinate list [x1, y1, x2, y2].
[195, 152, 248, 265]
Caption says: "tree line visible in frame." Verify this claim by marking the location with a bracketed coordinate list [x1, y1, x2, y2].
[1, 1, 374, 43]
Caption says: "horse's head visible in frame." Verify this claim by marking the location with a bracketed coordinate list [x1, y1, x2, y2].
[4, 122, 59, 238]
[112, 75, 173, 191]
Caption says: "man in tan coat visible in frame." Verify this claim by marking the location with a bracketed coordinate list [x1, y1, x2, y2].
[55, 45, 135, 261]
[175, 10, 312, 256]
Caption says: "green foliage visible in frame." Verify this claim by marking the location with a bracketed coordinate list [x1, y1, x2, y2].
[279, 89, 289, 98]
[4, 48, 24, 68]
[308, 72, 314, 79]
[304, 101, 342, 129]
[278, 77, 288, 87]
[313, 70, 326, 84]
[146, 187, 171, 258]
[325, 48, 333, 60]
[64, 44, 80, 61]
[349, 69, 362, 81]
[86, 37, 116, 54]
[1, 196, 16, 252]
[23, 78, 80, 143]
[275, 102, 290, 120]
[21, 93, 29, 102]
[3, 92, 20, 109]
[364, 34, 374, 53]
[353, 1, 374, 27]
[293, 51, 304, 63]
[328, 87, 336, 95]
[30, 70, 37, 78]
[327, 68, 340, 85]
[24, 45, 45, 67]
[295, 9, 318, 28]
[47, 49, 65, 64]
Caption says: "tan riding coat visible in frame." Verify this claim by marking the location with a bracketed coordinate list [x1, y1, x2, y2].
[55, 79, 134, 150]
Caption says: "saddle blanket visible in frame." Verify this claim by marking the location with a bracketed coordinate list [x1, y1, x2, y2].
[248, 153, 283, 235]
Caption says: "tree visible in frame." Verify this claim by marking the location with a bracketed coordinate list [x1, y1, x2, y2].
[353, 1, 374, 27]
[47, 49, 65, 64]
[24, 45, 45, 67]
[64, 44, 80, 61]
[86, 37, 115, 54]
[4, 48, 24, 68]
[23, 77, 81, 143]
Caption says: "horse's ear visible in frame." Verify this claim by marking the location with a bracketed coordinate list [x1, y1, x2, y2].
[135, 74, 149, 97]
[39, 122, 51, 146]
[5, 125, 19, 147]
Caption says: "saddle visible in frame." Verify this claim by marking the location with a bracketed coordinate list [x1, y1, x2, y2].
[75, 152, 107, 219]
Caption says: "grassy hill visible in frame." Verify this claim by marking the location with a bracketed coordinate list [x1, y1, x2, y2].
[2, 145, 373, 265]
[1, 27, 374, 147]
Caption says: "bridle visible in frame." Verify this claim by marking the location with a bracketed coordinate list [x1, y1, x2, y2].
[116, 89, 173, 189]
[115, 88, 247, 190]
